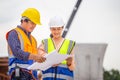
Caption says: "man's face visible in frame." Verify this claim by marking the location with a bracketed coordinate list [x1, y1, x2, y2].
[23, 20, 36, 32]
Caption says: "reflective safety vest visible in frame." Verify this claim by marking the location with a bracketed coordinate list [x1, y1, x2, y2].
[42, 38, 75, 80]
[6, 27, 37, 75]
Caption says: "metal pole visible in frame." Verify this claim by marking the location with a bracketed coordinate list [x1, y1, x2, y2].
[62, 0, 82, 38]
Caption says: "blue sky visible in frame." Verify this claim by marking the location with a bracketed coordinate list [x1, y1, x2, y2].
[0, 0, 120, 70]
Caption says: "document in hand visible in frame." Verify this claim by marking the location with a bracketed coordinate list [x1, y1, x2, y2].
[28, 50, 71, 71]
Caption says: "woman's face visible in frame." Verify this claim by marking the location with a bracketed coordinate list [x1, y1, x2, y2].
[50, 27, 63, 38]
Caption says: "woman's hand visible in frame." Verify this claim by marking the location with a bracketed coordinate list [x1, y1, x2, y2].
[66, 57, 72, 66]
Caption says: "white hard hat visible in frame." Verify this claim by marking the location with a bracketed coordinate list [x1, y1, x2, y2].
[49, 16, 64, 27]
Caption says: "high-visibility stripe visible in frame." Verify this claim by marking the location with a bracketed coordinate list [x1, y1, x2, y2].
[43, 39, 48, 53]
[9, 55, 14, 58]
[43, 73, 73, 80]
[9, 58, 34, 70]
[42, 64, 73, 80]
[9, 63, 30, 69]
[15, 29, 24, 50]
[67, 40, 74, 54]
[9, 58, 34, 65]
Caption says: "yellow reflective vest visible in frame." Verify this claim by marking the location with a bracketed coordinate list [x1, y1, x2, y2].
[42, 38, 75, 64]
[6, 27, 37, 74]
[14, 27, 37, 54]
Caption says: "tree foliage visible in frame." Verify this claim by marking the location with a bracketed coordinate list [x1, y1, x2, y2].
[104, 69, 120, 80]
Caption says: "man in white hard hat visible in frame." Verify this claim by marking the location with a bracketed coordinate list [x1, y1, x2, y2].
[38, 16, 75, 80]
[6, 8, 46, 80]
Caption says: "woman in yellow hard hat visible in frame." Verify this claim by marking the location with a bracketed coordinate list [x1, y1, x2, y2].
[38, 16, 75, 80]
[6, 8, 46, 80]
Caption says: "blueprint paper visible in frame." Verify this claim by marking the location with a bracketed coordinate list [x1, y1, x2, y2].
[28, 50, 71, 71]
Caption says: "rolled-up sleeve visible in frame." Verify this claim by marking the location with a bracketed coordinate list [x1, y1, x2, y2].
[8, 30, 30, 61]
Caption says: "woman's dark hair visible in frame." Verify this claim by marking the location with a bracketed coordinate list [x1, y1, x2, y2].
[50, 34, 53, 38]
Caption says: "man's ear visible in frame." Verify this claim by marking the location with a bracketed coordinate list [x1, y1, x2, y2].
[20, 20, 23, 23]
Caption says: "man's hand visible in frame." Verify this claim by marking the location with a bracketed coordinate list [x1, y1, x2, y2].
[29, 53, 46, 63]
[37, 47, 47, 63]
[35, 54, 46, 63]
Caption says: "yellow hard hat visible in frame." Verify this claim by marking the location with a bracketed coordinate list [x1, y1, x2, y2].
[21, 8, 41, 25]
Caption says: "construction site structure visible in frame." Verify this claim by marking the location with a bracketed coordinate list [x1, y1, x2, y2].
[74, 43, 107, 80]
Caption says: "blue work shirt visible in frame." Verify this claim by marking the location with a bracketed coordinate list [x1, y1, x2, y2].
[7, 25, 31, 61]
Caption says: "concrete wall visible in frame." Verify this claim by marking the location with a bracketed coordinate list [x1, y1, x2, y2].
[74, 43, 107, 80]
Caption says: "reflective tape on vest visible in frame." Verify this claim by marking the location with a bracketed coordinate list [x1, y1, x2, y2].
[43, 38, 75, 64]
